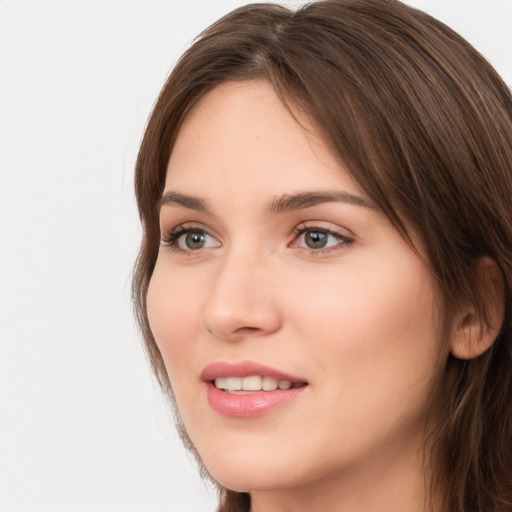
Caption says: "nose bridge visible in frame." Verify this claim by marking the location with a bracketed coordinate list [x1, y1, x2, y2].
[201, 240, 280, 341]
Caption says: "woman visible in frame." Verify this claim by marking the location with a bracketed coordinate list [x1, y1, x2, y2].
[132, 1, 512, 510]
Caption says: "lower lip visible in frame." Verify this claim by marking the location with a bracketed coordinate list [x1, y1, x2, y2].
[205, 383, 307, 417]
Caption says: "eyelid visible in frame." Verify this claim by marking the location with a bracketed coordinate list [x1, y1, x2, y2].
[290, 222, 354, 253]
[159, 220, 353, 255]
[160, 222, 221, 252]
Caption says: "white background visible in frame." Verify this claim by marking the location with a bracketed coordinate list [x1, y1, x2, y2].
[0, 1, 510, 511]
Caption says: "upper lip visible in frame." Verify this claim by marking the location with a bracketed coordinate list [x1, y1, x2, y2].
[201, 361, 307, 384]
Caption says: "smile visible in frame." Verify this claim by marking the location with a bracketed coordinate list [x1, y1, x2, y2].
[202, 362, 309, 417]
[214, 376, 305, 393]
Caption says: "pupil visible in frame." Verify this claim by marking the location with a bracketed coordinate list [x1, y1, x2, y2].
[305, 231, 327, 249]
[186, 232, 205, 249]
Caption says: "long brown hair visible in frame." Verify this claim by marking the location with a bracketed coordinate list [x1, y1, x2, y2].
[132, 1, 512, 510]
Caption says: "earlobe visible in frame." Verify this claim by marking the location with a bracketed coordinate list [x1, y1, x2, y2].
[450, 258, 505, 360]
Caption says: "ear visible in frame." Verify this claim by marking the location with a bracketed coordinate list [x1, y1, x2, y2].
[450, 257, 505, 360]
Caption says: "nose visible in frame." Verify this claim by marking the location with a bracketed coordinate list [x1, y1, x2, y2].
[201, 248, 281, 342]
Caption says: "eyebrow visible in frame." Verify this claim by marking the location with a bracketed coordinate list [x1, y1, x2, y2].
[266, 191, 375, 214]
[158, 190, 375, 215]
[158, 191, 211, 213]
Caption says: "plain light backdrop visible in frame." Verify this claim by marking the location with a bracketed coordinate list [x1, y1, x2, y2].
[1, 1, 511, 511]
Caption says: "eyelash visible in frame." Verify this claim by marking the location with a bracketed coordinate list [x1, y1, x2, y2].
[160, 224, 353, 255]
[160, 225, 216, 254]
[291, 226, 353, 254]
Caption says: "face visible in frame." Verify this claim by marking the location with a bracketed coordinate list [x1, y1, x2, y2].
[147, 80, 448, 496]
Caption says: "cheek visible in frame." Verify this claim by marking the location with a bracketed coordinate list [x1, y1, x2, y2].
[319, 254, 436, 340]
[146, 261, 203, 378]
[146, 262, 211, 431]
[289, 254, 443, 397]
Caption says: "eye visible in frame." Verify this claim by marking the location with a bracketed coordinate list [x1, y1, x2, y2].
[161, 227, 220, 252]
[292, 227, 352, 252]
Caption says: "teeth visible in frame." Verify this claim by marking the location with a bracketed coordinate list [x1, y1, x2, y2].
[262, 376, 278, 391]
[242, 375, 262, 391]
[214, 377, 227, 390]
[225, 377, 242, 391]
[214, 375, 294, 392]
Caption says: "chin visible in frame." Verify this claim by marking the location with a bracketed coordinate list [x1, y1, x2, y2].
[198, 442, 317, 494]
[209, 466, 298, 494]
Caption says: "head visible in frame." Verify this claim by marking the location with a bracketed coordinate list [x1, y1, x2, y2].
[133, 1, 512, 511]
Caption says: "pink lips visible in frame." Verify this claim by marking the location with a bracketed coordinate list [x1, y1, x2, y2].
[201, 361, 308, 418]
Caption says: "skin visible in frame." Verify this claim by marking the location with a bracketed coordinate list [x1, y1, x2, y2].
[147, 80, 452, 512]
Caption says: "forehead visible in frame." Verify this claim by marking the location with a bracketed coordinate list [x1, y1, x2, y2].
[164, 80, 364, 200]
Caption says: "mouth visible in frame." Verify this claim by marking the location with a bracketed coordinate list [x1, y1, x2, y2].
[201, 361, 308, 417]
[213, 375, 306, 393]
